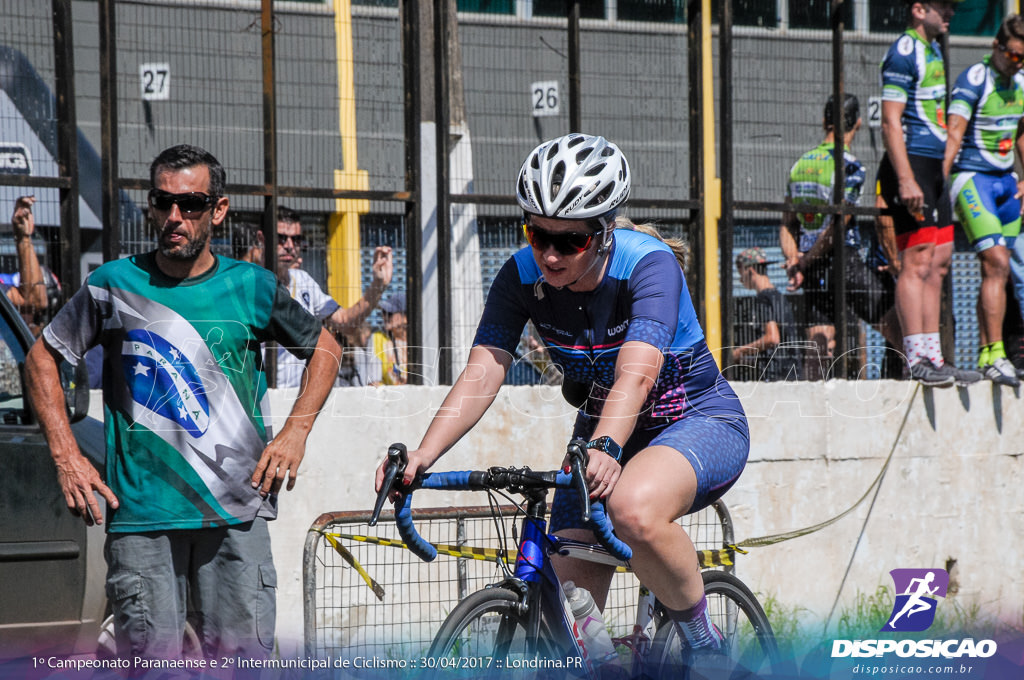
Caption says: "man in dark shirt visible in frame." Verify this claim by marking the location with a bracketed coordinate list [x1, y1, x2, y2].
[732, 248, 801, 381]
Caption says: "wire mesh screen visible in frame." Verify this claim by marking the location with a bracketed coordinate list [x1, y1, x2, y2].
[304, 499, 733, 660]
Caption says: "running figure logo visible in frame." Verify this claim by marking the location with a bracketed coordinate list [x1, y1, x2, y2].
[881, 569, 949, 632]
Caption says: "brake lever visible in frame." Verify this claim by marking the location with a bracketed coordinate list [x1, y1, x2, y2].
[566, 438, 592, 523]
[370, 443, 407, 526]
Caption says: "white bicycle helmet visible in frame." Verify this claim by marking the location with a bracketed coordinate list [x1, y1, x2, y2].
[516, 133, 631, 221]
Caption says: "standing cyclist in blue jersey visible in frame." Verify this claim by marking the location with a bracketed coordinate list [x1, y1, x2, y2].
[878, 0, 974, 387]
[25, 145, 342, 660]
[945, 14, 1024, 387]
[375, 134, 749, 659]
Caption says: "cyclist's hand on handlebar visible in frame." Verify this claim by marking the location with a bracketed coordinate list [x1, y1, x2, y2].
[583, 451, 621, 499]
[374, 448, 436, 501]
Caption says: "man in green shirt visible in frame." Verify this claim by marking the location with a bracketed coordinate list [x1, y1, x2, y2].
[25, 144, 341, 659]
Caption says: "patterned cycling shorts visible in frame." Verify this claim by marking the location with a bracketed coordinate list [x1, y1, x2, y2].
[549, 412, 749, 533]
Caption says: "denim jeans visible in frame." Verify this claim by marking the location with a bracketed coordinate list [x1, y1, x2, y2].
[104, 518, 276, 660]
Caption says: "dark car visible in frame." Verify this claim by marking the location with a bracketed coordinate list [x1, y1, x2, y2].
[0, 292, 106, 659]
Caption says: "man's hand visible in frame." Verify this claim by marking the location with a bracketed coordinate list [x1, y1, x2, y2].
[371, 246, 394, 287]
[251, 429, 306, 497]
[12, 196, 36, 239]
[785, 257, 804, 292]
[54, 452, 119, 526]
[1016, 181, 1024, 215]
[898, 176, 925, 215]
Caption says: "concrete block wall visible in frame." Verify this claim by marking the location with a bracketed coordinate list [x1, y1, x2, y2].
[91, 381, 1024, 652]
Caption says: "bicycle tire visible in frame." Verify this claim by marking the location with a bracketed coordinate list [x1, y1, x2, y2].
[647, 570, 780, 679]
[427, 587, 562, 677]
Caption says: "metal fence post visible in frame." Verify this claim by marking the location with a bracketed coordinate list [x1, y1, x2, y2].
[403, 0, 424, 385]
[435, 0, 452, 384]
[262, 0, 279, 386]
[52, 0, 81, 296]
[720, 0, 735, 362]
[98, 0, 120, 265]
[832, 0, 848, 379]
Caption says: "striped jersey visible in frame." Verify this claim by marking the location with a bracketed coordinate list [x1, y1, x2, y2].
[43, 252, 321, 532]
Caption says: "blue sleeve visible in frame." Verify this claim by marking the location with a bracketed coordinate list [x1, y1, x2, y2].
[881, 36, 915, 103]
[949, 65, 983, 119]
[473, 256, 530, 355]
[624, 250, 680, 350]
[845, 156, 866, 204]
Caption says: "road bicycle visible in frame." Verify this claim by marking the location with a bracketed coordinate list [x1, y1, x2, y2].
[372, 439, 780, 678]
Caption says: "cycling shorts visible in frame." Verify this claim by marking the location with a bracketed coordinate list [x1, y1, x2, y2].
[949, 171, 1021, 252]
[548, 413, 749, 534]
[877, 153, 954, 251]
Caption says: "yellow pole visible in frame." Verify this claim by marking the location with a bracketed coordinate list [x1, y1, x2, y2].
[330, 0, 370, 307]
[701, 0, 722, 363]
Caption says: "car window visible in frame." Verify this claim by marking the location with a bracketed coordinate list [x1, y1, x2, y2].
[0, 316, 25, 421]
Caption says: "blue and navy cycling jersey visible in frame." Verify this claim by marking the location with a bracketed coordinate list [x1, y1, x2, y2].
[474, 229, 744, 429]
[880, 29, 948, 159]
[949, 56, 1024, 174]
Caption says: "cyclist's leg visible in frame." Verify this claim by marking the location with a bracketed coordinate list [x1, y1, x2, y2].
[607, 416, 748, 646]
[549, 413, 660, 609]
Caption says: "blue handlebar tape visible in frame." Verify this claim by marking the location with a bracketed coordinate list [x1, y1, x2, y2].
[395, 493, 437, 561]
[589, 500, 632, 561]
[419, 470, 476, 490]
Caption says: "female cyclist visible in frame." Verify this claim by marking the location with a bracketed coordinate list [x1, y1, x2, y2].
[375, 133, 749, 653]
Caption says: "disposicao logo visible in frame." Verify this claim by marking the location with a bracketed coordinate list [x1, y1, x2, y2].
[831, 568, 998, 660]
[882, 568, 948, 632]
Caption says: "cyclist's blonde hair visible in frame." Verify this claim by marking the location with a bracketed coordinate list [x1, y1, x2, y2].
[615, 217, 691, 275]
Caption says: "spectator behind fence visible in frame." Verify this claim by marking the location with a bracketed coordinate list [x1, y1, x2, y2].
[231, 221, 264, 265]
[24, 144, 342, 659]
[371, 291, 408, 385]
[274, 205, 393, 388]
[3, 196, 49, 335]
[731, 247, 800, 382]
[335, 321, 382, 387]
[779, 94, 902, 380]
[877, 0, 979, 388]
[944, 14, 1024, 387]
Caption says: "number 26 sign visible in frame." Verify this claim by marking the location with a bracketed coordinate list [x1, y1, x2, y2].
[531, 81, 559, 118]
[140, 63, 170, 101]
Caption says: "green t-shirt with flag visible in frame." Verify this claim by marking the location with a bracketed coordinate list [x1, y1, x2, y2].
[42, 252, 322, 532]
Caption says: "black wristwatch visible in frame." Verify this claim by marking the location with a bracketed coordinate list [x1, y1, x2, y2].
[586, 436, 623, 463]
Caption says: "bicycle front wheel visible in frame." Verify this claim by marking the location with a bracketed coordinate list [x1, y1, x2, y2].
[648, 570, 780, 678]
[427, 587, 560, 675]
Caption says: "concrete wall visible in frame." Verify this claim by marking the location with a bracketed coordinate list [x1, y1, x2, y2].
[91, 380, 1020, 653]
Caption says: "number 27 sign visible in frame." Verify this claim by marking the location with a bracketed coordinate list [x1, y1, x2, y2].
[140, 63, 170, 101]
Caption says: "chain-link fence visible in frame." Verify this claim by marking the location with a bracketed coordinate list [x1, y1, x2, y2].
[0, 0, 1014, 385]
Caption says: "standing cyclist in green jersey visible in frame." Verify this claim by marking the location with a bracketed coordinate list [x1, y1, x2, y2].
[878, 0, 977, 388]
[25, 145, 342, 660]
[945, 14, 1024, 387]
[780, 94, 903, 380]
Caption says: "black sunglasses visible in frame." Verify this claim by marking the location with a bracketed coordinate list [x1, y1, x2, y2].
[148, 189, 218, 217]
[522, 223, 596, 255]
[277, 232, 303, 247]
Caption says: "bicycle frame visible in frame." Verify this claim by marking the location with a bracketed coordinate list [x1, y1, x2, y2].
[500, 494, 660, 678]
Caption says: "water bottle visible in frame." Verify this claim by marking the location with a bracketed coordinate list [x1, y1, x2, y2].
[564, 581, 618, 664]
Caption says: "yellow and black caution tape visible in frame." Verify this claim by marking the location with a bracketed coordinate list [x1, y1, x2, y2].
[321, 532, 386, 601]
[320, 530, 744, 599]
